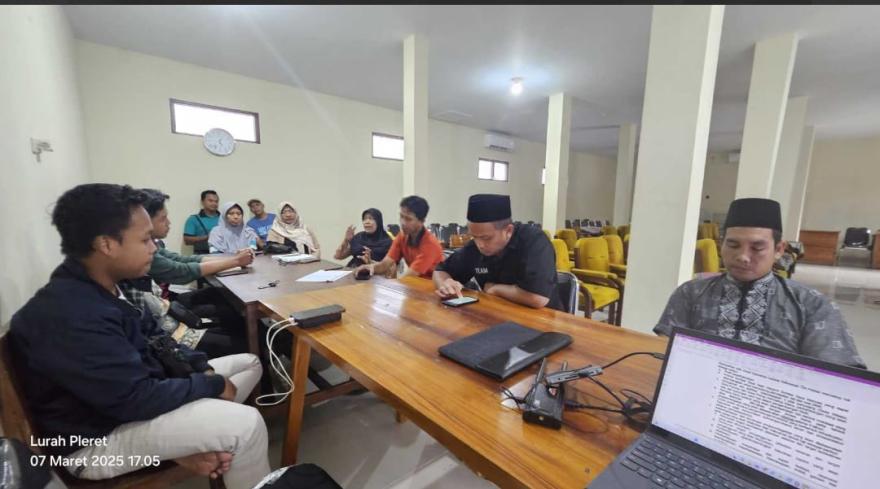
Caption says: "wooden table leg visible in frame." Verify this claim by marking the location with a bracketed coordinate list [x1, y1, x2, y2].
[245, 303, 260, 356]
[281, 334, 311, 466]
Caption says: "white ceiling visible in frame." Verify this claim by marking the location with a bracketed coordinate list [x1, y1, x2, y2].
[63, 5, 880, 156]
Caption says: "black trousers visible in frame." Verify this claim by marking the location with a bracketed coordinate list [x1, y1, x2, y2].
[195, 325, 249, 359]
[175, 287, 242, 327]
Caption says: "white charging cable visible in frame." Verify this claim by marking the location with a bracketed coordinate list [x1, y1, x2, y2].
[255, 317, 298, 407]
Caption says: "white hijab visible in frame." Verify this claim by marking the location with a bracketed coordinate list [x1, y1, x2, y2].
[269, 201, 317, 252]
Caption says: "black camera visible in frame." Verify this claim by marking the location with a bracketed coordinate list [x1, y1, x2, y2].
[148, 335, 198, 378]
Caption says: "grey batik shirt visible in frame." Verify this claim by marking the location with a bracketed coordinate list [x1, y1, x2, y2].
[654, 272, 866, 369]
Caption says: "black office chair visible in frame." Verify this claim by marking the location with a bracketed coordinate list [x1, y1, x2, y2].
[387, 224, 401, 236]
[565, 219, 572, 229]
[447, 223, 460, 235]
[838, 227, 872, 267]
[555, 271, 579, 315]
[440, 225, 455, 247]
[429, 223, 442, 237]
[843, 227, 871, 248]
[459, 224, 468, 235]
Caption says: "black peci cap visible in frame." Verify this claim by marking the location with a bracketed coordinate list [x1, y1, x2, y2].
[724, 198, 782, 233]
[467, 194, 512, 223]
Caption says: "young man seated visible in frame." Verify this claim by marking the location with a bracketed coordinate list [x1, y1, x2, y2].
[143, 188, 252, 326]
[433, 194, 562, 310]
[9, 184, 270, 488]
[354, 195, 444, 279]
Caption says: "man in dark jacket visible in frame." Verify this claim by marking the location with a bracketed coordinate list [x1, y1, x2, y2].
[10, 184, 269, 489]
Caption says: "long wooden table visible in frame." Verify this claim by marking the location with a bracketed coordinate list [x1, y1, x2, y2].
[260, 276, 667, 489]
[205, 254, 357, 355]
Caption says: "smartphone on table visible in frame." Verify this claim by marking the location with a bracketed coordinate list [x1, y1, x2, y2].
[441, 296, 479, 307]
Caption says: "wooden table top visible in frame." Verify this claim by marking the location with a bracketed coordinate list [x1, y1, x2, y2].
[260, 276, 667, 489]
[205, 254, 357, 304]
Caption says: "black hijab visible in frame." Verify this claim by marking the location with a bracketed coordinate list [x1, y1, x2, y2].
[347, 208, 393, 267]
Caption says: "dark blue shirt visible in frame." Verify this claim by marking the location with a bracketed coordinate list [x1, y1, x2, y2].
[9, 259, 225, 455]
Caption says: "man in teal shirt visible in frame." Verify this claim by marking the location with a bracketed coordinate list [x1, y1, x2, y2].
[184, 190, 221, 254]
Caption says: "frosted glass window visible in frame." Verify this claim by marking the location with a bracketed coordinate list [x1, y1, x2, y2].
[170, 99, 259, 142]
[478, 158, 509, 181]
[372, 133, 404, 160]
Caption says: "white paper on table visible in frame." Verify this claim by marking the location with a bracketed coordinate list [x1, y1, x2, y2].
[295, 270, 353, 282]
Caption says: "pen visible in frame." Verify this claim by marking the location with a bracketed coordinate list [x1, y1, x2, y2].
[324, 266, 344, 271]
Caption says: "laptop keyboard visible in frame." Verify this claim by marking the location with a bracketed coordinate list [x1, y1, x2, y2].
[620, 437, 755, 489]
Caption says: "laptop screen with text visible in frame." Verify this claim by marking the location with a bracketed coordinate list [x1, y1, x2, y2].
[651, 331, 879, 489]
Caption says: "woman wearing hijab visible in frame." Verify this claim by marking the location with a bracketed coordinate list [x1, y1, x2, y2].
[267, 202, 321, 257]
[208, 201, 262, 253]
[334, 208, 393, 268]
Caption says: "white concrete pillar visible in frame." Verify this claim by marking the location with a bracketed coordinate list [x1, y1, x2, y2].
[770, 96, 809, 240]
[542, 93, 572, 231]
[613, 123, 638, 225]
[622, 5, 724, 333]
[735, 33, 799, 198]
[403, 34, 429, 196]
[787, 126, 816, 240]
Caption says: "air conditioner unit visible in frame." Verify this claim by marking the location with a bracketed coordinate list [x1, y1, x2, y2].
[728, 151, 741, 164]
[484, 133, 515, 152]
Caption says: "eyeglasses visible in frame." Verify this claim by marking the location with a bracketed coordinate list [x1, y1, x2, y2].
[258, 280, 280, 289]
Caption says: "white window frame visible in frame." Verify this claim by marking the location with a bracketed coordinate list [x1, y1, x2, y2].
[169, 98, 260, 143]
[478, 158, 509, 182]
[372, 132, 405, 161]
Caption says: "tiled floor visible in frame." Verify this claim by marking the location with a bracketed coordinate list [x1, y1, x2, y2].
[172, 263, 880, 489]
[171, 367, 498, 489]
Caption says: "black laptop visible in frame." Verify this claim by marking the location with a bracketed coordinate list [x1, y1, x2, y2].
[589, 327, 878, 489]
[438, 322, 572, 381]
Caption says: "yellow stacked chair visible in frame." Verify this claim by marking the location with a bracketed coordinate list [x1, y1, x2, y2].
[603, 234, 626, 268]
[577, 237, 627, 279]
[555, 229, 578, 251]
[601, 225, 617, 237]
[552, 239, 594, 319]
[694, 238, 721, 274]
[571, 237, 624, 325]
[555, 228, 578, 260]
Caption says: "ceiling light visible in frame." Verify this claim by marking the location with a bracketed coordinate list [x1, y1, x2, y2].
[510, 77, 524, 96]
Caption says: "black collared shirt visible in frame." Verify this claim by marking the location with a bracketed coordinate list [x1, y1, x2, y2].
[436, 224, 562, 310]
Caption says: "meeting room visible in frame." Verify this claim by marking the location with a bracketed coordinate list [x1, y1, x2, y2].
[2, 4, 879, 489]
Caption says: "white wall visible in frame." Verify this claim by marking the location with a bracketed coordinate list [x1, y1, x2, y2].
[802, 136, 880, 232]
[75, 41, 611, 256]
[565, 152, 617, 224]
[0, 6, 90, 326]
[699, 152, 738, 223]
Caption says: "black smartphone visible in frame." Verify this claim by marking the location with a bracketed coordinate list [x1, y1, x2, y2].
[441, 296, 479, 307]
